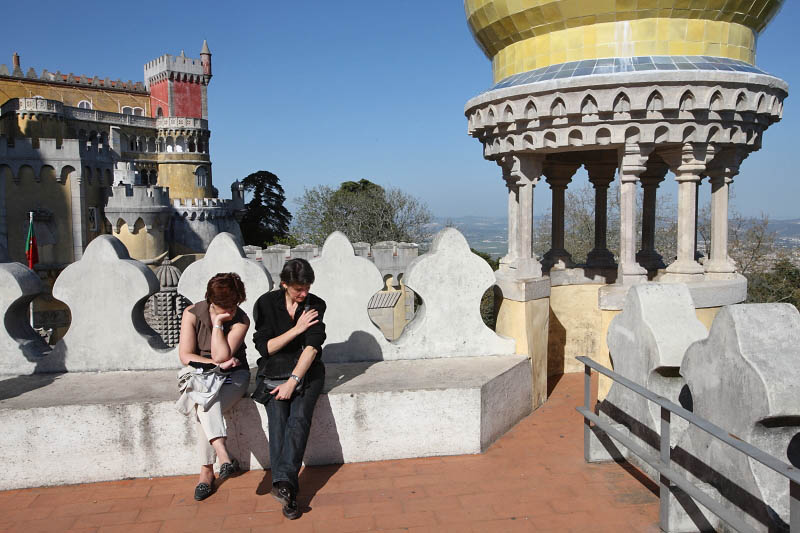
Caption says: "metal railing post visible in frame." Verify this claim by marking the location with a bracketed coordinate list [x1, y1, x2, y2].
[660, 406, 671, 532]
[584, 363, 591, 462]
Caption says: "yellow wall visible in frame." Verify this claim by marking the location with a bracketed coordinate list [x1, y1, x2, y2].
[4, 164, 74, 265]
[0, 78, 149, 113]
[548, 284, 604, 376]
[114, 219, 166, 261]
[157, 153, 213, 199]
[496, 296, 550, 409]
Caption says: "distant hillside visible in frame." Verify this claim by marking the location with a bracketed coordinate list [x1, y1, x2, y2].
[428, 216, 800, 257]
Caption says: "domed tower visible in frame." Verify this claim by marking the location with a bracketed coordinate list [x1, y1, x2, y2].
[464, 1, 788, 403]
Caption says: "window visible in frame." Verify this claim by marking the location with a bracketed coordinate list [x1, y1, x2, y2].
[77, 100, 92, 109]
[133, 107, 144, 116]
[156, 107, 164, 117]
[121, 106, 133, 115]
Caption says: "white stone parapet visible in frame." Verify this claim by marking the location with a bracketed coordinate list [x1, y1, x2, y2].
[155, 116, 208, 131]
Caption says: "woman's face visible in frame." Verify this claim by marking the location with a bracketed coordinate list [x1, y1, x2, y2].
[283, 283, 311, 304]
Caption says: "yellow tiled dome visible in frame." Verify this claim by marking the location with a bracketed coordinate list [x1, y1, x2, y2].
[464, 0, 785, 82]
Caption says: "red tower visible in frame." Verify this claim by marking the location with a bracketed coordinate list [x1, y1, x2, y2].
[144, 42, 212, 120]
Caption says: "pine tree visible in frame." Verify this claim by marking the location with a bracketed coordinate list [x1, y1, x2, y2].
[239, 170, 292, 247]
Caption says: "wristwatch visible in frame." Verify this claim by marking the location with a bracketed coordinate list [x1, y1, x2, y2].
[290, 374, 302, 383]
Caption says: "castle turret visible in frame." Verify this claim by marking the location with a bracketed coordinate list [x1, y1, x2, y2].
[200, 40, 212, 81]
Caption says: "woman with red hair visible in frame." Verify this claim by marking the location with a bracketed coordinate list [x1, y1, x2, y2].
[178, 272, 250, 501]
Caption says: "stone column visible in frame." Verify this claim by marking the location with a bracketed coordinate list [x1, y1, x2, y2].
[704, 149, 745, 279]
[498, 154, 544, 279]
[542, 162, 580, 271]
[69, 170, 88, 261]
[636, 161, 669, 271]
[661, 143, 716, 281]
[617, 143, 653, 285]
[585, 162, 617, 269]
[494, 154, 549, 411]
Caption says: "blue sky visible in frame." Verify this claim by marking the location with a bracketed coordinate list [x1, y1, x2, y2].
[4, 1, 798, 219]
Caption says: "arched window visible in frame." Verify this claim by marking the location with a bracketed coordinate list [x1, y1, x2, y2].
[156, 107, 164, 117]
[77, 100, 92, 109]
[195, 166, 208, 188]
[121, 106, 133, 115]
[133, 107, 144, 116]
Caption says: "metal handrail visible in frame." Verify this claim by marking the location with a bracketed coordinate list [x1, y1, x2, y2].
[576, 355, 800, 533]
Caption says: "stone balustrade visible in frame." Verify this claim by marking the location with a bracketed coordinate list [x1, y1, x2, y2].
[0, 228, 514, 375]
[592, 283, 800, 532]
[155, 116, 208, 130]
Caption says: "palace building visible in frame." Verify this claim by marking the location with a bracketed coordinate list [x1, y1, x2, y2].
[0, 42, 244, 338]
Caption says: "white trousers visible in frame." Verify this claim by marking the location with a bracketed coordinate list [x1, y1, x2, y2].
[194, 368, 250, 465]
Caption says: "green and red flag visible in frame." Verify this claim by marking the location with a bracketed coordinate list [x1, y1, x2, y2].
[25, 213, 38, 269]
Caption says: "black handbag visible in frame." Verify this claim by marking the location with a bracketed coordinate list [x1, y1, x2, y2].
[251, 374, 305, 404]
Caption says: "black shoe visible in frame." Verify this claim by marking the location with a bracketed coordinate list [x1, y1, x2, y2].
[194, 482, 214, 501]
[270, 481, 293, 507]
[218, 458, 239, 481]
[282, 499, 301, 520]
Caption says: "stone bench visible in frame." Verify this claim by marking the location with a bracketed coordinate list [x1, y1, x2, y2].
[0, 355, 531, 490]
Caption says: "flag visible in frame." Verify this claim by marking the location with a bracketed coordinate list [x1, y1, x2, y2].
[25, 214, 38, 269]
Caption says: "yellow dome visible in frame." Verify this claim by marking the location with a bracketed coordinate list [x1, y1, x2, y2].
[464, 0, 785, 82]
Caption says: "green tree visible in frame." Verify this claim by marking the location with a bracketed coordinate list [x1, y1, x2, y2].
[747, 257, 800, 307]
[292, 179, 432, 245]
[239, 170, 292, 247]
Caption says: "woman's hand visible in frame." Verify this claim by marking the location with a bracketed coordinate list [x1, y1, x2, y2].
[218, 357, 240, 370]
[293, 308, 319, 334]
[209, 304, 233, 328]
[270, 379, 298, 400]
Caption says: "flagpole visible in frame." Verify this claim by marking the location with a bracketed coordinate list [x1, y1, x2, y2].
[29, 211, 34, 330]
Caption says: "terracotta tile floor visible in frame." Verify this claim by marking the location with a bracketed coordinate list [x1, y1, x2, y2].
[0, 373, 660, 532]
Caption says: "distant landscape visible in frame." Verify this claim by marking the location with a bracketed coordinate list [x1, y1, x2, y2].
[429, 216, 800, 260]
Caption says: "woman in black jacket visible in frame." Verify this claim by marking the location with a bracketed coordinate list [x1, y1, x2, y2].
[251, 258, 326, 520]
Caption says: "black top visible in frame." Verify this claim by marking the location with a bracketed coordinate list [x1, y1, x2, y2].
[188, 300, 249, 370]
[252, 289, 327, 378]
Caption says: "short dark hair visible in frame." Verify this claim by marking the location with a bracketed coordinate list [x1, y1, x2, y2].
[280, 258, 315, 286]
[205, 272, 246, 308]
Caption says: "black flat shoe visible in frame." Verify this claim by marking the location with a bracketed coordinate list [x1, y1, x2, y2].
[282, 499, 301, 520]
[270, 482, 293, 507]
[194, 482, 214, 501]
[218, 458, 240, 481]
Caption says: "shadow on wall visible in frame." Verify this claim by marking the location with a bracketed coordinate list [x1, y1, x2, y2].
[597, 398, 788, 532]
[547, 307, 566, 378]
[322, 329, 385, 364]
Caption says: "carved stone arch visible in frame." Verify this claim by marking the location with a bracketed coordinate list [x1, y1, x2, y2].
[112, 217, 126, 234]
[504, 136, 515, 151]
[581, 94, 598, 118]
[487, 106, 496, 124]
[543, 131, 557, 148]
[735, 91, 748, 112]
[613, 92, 631, 115]
[18, 164, 36, 184]
[709, 90, 724, 112]
[682, 126, 697, 143]
[0, 164, 14, 187]
[654, 125, 670, 144]
[706, 126, 721, 143]
[646, 90, 664, 114]
[522, 133, 535, 149]
[502, 103, 514, 123]
[595, 127, 611, 145]
[624, 126, 640, 144]
[680, 91, 695, 112]
[524, 99, 537, 120]
[60, 165, 75, 184]
[39, 164, 56, 183]
[568, 129, 583, 147]
[550, 97, 566, 117]
[756, 93, 767, 113]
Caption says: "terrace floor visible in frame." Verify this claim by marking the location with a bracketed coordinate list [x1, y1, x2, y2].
[0, 373, 660, 532]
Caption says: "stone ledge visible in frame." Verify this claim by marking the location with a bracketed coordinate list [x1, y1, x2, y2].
[0, 355, 532, 490]
[598, 276, 747, 311]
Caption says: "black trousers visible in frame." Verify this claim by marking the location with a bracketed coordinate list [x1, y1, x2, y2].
[263, 363, 325, 492]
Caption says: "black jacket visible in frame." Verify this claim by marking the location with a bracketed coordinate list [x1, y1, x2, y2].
[251, 289, 326, 378]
